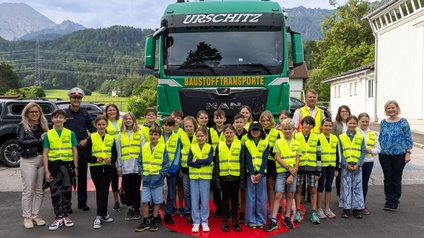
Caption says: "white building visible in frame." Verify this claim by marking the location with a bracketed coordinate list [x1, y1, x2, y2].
[325, 0, 424, 122]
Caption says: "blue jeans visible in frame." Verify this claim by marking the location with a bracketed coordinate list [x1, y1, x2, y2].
[379, 154, 406, 205]
[362, 162, 374, 205]
[165, 175, 177, 215]
[182, 173, 191, 214]
[246, 175, 267, 226]
[190, 179, 210, 225]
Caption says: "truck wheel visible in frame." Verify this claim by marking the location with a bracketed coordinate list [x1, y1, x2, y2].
[0, 139, 21, 167]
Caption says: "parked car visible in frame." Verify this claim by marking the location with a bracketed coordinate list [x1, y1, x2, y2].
[290, 97, 332, 119]
[0, 99, 58, 167]
[55, 101, 104, 120]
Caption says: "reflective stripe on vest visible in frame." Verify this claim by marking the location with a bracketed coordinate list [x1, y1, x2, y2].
[47, 128, 73, 162]
[318, 133, 338, 167]
[218, 140, 241, 176]
[295, 132, 318, 167]
[189, 143, 213, 180]
[142, 142, 165, 176]
[120, 130, 142, 160]
[180, 131, 198, 168]
[141, 126, 150, 142]
[106, 119, 122, 140]
[245, 138, 268, 173]
[266, 128, 281, 161]
[339, 133, 364, 164]
[365, 130, 376, 157]
[159, 132, 179, 166]
[298, 106, 323, 134]
[90, 133, 114, 167]
[274, 138, 300, 173]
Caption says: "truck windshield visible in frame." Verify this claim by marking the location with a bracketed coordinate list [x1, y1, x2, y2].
[164, 29, 283, 76]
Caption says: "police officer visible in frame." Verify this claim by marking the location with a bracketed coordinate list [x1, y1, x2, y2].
[64, 87, 96, 211]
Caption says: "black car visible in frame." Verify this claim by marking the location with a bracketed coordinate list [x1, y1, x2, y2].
[55, 101, 104, 120]
[290, 97, 332, 119]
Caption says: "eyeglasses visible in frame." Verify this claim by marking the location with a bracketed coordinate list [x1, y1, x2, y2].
[70, 96, 82, 100]
[28, 111, 40, 114]
[340, 110, 349, 113]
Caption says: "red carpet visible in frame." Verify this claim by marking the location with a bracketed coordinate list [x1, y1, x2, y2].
[162, 200, 305, 238]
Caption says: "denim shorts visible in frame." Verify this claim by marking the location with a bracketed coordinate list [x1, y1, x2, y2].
[142, 186, 163, 204]
[275, 172, 297, 193]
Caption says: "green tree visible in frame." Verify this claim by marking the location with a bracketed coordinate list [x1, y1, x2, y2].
[99, 80, 116, 95]
[0, 62, 21, 95]
[127, 74, 158, 118]
[309, 0, 374, 101]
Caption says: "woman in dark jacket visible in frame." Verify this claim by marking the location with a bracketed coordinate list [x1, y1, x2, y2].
[17, 102, 49, 228]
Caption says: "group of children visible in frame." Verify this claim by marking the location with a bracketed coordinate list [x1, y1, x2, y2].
[42, 104, 380, 233]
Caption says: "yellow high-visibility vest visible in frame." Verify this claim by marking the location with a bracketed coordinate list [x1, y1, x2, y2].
[141, 142, 165, 176]
[47, 128, 73, 162]
[245, 138, 268, 173]
[106, 119, 122, 140]
[120, 130, 142, 160]
[218, 140, 241, 176]
[90, 133, 114, 167]
[297, 106, 323, 134]
[339, 133, 364, 164]
[318, 133, 338, 167]
[189, 143, 213, 180]
[274, 138, 300, 173]
[295, 132, 318, 167]
[180, 131, 198, 168]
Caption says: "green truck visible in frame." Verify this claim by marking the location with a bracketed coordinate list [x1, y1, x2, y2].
[145, 0, 304, 122]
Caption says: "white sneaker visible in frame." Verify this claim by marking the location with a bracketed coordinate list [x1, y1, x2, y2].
[101, 214, 114, 223]
[316, 208, 327, 219]
[202, 223, 210, 232]
[24, 217, 34, 229]
[62, 216, 74, 227]
[192, 224, 200, 233]
[49, 217, 63, 231]
[32, 215, 46, 226]
[93, 217, 102, 229]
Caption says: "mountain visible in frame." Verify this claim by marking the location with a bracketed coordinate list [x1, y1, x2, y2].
[286, 6, 334, 40]
[0, 3, 85, 41]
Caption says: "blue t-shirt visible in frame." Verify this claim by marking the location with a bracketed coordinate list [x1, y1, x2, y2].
[379, 118, 413, 155]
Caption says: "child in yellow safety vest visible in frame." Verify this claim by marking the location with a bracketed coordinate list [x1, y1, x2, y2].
[265, 118, 300, 232]
[43, 109, 78, 231]
[339, 115, 366, 219]
[245, 121, 269, 229]
[187, 127, 214, 233]
[135, 126, 169, 232]
[357, 113, 381, 215]
[86, 115, 117, 229]
[214, 124, 246, 232]
[293, 116, 322, 225]
[316, 118, 340, 219]
[233, 113, 248, 223]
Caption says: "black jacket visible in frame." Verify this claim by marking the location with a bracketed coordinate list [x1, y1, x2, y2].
[17, 123, 44, 158]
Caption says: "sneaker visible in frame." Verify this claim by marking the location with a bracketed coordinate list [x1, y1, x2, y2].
[125, 208, 134, 221]
[185, 214, 193, 224]
[178, 207, 185, 216]
[293, 211, 301, 223]
[311, 211, 320, 224]
[239, 211, 246, 223]
[62, 216, 74, 227]
[32, 215, 46, 226]
[149, 218, 158, 232]
[164, 214, 174, 225]
[172, 207, 178, 216]
[78, 205, 90, 211]
[353, 209, 362, 219]
[155, 215, 162, 224]
[362, 208, 370, 215]
[24, 217, 34, 229]
[101, 214, 113, 223]
[192, 224, 200, 233]
[264, 221, 278, 232]
[250, 225, 257, 229]
[324, 208, 337, 218]
[341, 209, 350, 218]
[93, 217, 102, 229]
[133, 209, 141, 220]
[135, 219, 150, 232]
[390, 203, 399, 212]
[112, 202, 120, 211]
[316, 208, 326, 219]
[202, 223, 210, 232]
[283, 217, 294, 229]
[383, 201, 392, 211]
[49, 217, 63, 231]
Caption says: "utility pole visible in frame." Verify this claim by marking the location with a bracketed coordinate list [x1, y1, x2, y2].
[35, 39, 41, 87]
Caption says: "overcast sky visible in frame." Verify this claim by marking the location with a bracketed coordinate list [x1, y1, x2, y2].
[2, 0, 352, 29]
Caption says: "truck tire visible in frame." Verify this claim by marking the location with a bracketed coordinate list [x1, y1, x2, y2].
[0, 139, 21, 167]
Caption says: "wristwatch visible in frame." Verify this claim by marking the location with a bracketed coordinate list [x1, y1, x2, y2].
[285, 165, 290, 170]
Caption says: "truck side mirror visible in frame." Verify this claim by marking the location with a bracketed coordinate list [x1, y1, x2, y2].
[145, 36, 156, 69]
[289, 29, 304, 66]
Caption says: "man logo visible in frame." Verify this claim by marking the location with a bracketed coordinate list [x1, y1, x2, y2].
[216, 88, 230, 95]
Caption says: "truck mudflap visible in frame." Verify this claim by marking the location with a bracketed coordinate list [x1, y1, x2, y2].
[179, 87, 267, 120]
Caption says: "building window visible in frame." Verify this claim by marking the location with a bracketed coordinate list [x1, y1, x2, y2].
[338, 85, 341, 98]
[368, 79, 374, 98]
[349, 83, 352, 96]
[354, 82, 357, 95]
[334, 86, 337, 98]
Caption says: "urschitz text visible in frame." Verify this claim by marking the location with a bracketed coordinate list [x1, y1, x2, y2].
[183, 14, 263, 24]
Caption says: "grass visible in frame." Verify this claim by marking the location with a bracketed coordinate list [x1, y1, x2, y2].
[44, 89, 129, 112]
